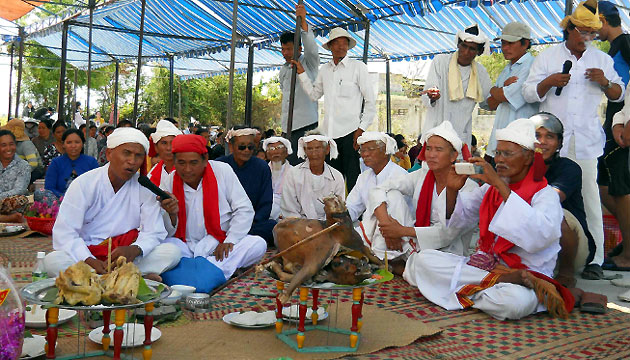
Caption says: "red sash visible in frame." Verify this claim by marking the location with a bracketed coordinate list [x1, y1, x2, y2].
[87, 229, 139, 261]
[149, 160, 165, 186]
[173, 164, 226, 243]
[414, 170, 435, 227]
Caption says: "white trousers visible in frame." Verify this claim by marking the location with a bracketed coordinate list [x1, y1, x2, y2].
[567, 138, 605, 265]
[44, 243, 182, 278]
[361, 189, 414, 260]
[405, 249, 539, 321]
[166, 235, 266, 279]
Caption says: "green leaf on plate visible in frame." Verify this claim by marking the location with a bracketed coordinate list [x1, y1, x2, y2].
[24, 330, 33, 338]
[41, 288, 58, 302]
[136, 278, 165, 303]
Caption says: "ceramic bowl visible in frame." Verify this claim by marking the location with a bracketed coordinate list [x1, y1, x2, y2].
[159, 290, 181, 305]
[171, 285, 196, 297]
[185, 293, 210, 310]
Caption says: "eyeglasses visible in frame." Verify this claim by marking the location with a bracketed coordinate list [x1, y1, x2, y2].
[237, 144, 256, 151]
[574, 28, 598, 40]
[494, 149, 525, 158]
[267, 144, 286, 151]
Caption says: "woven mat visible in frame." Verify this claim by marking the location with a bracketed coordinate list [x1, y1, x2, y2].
[7, 237, 630, 359]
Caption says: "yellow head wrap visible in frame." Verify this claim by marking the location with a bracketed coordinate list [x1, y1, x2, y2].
[560, 0, 602, 30]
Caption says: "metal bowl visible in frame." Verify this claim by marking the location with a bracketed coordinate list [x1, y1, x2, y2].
[184, 293, 210, 310]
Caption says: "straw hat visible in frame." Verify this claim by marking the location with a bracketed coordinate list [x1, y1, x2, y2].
[323, 27, 357, 51]
[1, 118, 29, 141]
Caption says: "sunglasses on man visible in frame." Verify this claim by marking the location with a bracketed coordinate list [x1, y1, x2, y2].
[237, 144, 256, 151]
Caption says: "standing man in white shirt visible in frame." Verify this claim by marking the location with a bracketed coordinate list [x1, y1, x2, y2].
[421, 24, 492, 146]
[279, 4, 319, 165]
[523, 0, 624, 279]
[482, 22, 539, 163]
[293, 27, 376, 192]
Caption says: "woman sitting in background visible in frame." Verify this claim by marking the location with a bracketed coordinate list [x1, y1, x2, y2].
[43, 121, 67, 168]
[45, 129, 98, 197]
[391, 136, 411, 170]
[0, 129, 30, 203]
[33, 119, 53, 159]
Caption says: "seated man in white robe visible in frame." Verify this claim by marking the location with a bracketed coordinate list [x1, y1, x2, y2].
[148, 119, 182, 187]
[408, 118, 572, 321]
[345, 132, 408, 248]
[263, 136, 293, 221]
[367, 122, 478, 274]
[160, 134, 267, 280]
[281, 132, 345, 221]
[45, 128, 182, 277]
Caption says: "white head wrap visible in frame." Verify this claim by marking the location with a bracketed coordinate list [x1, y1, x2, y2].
[420, 121, 463, 153]
[496, 118, 539, 150]
[356, 132, 398, 155]
[225, 128, 258, 143]
[297, 135, 338, 160]
[456, 24, 490, 56]
[150, 120, 182, 143]
[107, 127, 150, 153]
[262, 136, 293, 155]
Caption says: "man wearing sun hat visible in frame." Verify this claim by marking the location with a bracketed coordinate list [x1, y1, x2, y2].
[422, 24, 492, 147]
[409, 118, 573, 320]
[523, 0, 624, 280]
[292, 27, 376, 192]
[483, 22, 539, 162]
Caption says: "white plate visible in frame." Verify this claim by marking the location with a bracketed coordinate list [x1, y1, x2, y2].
[223, 311, 276, 328]
[21, 335, 46, 359]
[25, 305, 77, 328]
[282, 305, 328, 322]
[89, 323, 161, 348]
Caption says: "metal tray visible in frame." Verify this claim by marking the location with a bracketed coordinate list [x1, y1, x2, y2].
[20, 278, 171, 310]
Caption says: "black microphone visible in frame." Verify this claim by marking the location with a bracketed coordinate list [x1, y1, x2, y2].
[555, 60, 573, 96]
[138, 175, 171, 200]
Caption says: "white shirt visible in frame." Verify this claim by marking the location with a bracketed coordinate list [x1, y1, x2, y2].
[281, 160, 345, 220]
[298, 56, 376, 139]
[52, 164, 167, 263]
[421, 53, 492, 145]
[269, 161, 292, 220]
[523, 43, 624, 159]
[147, 162, 170, 188]
[481, 53, 539, 156]
[447, 183, 563, 277]
[346, 161, 408, 222]
[279, 27, 319, 132]
[160, 161, 255, 258]
[369, 167, 479, 255]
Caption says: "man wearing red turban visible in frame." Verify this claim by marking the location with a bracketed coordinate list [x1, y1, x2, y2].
[159, 134, 267, 280]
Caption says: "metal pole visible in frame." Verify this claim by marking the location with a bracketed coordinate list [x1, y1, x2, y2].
[73, 69, 77, 124]
[226, 0, 239, 138]
[14, 27, 25, 118]
[114, 60, 119, 126]
[286, 0, 304, 139]
[85, 0, 94, 155]
[362, 21, 370, 64]
[168, 55, 174, 118]
[565, 0, 573, 15]
[178, 82, 182, 121]
[7, 43, 14, 118]
[385, 57, 391, 133]
[57, 21, 69, 124]
[132, 0, 147, 125]
[244, 44, 254, 126]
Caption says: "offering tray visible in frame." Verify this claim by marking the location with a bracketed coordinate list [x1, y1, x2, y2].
[20, 278, 171, 360]
[21, 278, 171, 310]
[268, 269, 393, 353]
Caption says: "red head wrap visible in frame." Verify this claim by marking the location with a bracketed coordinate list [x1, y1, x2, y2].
[171, 134, 208, 154]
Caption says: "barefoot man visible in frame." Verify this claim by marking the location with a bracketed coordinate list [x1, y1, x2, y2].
[405, 118, 574, 320]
